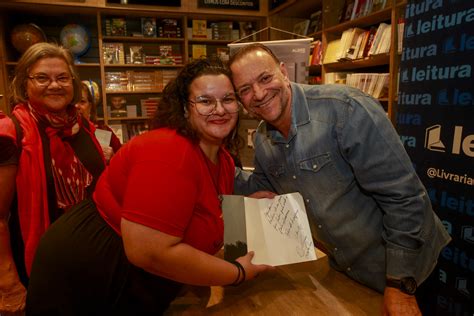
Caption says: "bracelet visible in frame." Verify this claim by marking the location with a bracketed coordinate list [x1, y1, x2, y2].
[230, 261, 246, 286]
[230, 261, 241, 286]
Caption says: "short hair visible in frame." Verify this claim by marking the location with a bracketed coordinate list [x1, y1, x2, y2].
[151, 57, 242, 155]
[9, 42, 82, 109]
[228, 43, 280, 69]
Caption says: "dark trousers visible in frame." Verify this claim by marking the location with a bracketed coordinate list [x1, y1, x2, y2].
[26, 199, 182, 315]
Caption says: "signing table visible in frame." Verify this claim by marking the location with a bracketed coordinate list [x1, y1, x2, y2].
[165, 251, 383, 315]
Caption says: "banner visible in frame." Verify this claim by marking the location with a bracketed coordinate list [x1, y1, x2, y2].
[229, 38, 312, 84]
[397, 1, 473, 314]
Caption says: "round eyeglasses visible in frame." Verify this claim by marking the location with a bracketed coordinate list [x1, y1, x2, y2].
[188, 94, 240, 116]
[28, 74, 73, 87]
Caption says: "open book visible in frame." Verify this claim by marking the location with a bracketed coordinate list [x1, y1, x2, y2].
[222, 192, 317, 266]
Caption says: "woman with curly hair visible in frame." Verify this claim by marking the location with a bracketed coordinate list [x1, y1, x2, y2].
[26, 57, 272, 315]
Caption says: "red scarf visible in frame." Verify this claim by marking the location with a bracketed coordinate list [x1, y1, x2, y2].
[28, 102, 92, 209]
[4, 104, 104, 275]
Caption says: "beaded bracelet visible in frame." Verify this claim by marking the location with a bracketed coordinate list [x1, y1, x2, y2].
[230, 261, 246, 286]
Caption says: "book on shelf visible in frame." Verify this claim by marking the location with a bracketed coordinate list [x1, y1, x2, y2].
[105, 71, 129, 92]
[216, 47, 230, 62]
[109, 96, 128, 118]
[308, 10, 322, 34]
[103, 43, 125, 64]
[361, 26, 378, 58]
[192, 44, 207, 59]
[372, 0, 388, 13]
[323, 39, 342, 64]
[141, 17, 157, 37]
[159, 18, 181, 38]
[210, 21, 233, 40]
[326, 72, 389, 99]
[323, 0, 346, 27]
[140, 97, 159, 118]
[129, 45, 146, 64]
[309, 40, 323, 65]
[340, 0, 356, 23]
[352, 0, 368, 20]
[106, 18, 127, 37]
[292, 20, 310, 36]
[108, 123, 127, 144]
[367, 23, 391, 56]
[192, 19, 208, 39]
[343, 27, 367, 60]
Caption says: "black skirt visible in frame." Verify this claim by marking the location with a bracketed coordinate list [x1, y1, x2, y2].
[26, 199, 182, 316]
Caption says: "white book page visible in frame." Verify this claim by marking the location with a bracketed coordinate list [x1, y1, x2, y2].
[246, 192, 317, 266]
[94, 129, 112, 147]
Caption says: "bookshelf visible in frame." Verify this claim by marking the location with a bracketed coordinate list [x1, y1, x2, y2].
[0, 0, 267, 141]
[268, 0, 406, 123]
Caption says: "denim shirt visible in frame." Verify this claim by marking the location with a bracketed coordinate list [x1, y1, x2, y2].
[235, 83, 451, 292]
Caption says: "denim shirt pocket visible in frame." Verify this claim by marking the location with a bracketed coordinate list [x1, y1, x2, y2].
[268, 164, 285, 178]
[298, 153, 342, 194]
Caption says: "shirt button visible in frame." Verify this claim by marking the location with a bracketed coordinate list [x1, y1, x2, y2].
[318, 225, 322, 229]
[347, 267, 351, 272]
[285, 144, 290, 148]
[306, 199, 310, 203]
[312, 164, 317, 169]
[334, 248, 338, 251]
[292, 175, 297, 179]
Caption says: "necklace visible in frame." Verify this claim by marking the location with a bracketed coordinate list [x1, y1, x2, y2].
[201, 148, 223, 208]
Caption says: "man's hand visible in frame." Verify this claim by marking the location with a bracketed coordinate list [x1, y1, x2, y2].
[382, 287, 421, 316]
[248, 191, 277, 199]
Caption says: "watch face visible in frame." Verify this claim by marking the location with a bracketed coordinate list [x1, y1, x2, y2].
[401, 277, 417, 295]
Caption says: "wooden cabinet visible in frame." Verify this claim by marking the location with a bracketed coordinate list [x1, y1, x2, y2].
[0, 0, 266, 141]
[267, 0, 407, 123]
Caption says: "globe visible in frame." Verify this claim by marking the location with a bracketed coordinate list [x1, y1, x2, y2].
[60, 24, 90, 59]
[11, 23, 47, 54]
[82, 80, 101, 106]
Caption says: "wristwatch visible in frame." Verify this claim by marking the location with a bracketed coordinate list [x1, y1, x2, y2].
[385, 277, 417, 295]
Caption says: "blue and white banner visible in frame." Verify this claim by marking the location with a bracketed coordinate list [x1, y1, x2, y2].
[397, 1, 473, 314]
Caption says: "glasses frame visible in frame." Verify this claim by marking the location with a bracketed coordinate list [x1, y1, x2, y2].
[27, 73, 74, 88]
[188, 94, 241, 116]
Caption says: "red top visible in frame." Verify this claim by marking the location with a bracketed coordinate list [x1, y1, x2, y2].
[93, 128, 235, 255]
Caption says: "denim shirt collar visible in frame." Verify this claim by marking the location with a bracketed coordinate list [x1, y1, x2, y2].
[262, 82, 311, 144]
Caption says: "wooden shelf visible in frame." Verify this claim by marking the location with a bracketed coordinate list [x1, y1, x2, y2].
[105, 90, 163, 94]
[324, 54, 390, 71]
[103, 64, 183, 68]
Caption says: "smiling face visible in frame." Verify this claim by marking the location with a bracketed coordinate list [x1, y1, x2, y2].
[187, 74, 239, 149]
[26, 57, 74, 113]
[230, 49, 292, 133]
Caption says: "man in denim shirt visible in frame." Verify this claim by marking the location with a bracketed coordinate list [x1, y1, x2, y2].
[229, 43, 451, 315]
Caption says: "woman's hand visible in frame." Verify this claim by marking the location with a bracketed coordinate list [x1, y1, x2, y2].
[248, 191, 277, 199]
[0, 278, 26, 313]
[101, 145, 114, 162]
[235, 251, 274, 281]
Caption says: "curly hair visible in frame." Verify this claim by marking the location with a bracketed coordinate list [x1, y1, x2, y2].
[151, 57, 243, 156]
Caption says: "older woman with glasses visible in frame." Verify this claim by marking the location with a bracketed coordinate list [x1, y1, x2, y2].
[26, 57, 273, 315]
[0, 42, 106, 314]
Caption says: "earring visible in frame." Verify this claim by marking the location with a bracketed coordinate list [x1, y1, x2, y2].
[183, 107, 189, 118]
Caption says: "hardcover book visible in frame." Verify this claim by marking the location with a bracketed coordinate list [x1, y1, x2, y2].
[222, 192, 317, 266]
[192, 19, 207, 38]
[141, 17, 157, 37]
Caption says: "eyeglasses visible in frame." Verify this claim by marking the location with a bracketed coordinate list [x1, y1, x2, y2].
[188, 94, 240, 116]
[28, 74, 73, 87]
[236, 73, 275, 98]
